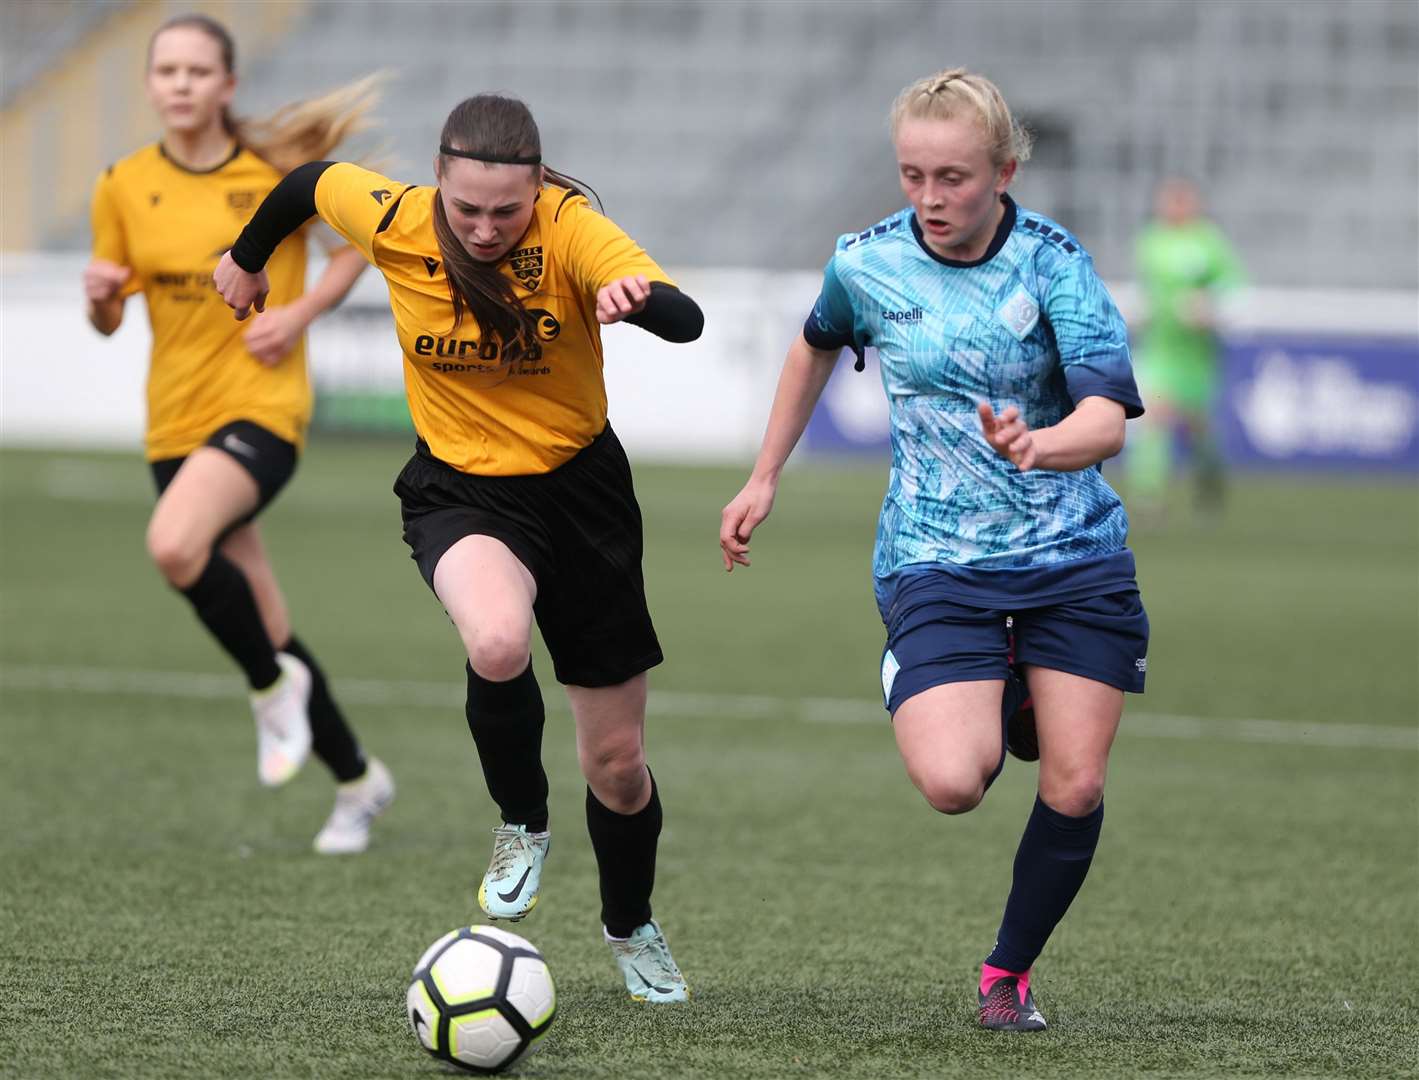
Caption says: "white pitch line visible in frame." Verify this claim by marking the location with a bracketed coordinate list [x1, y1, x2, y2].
[0, 664, 1415, 752]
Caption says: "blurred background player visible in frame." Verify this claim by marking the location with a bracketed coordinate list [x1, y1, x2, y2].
[1127, 177, 1245, 520]
[721, 68, 1148, 1032]
[212, 93, 704, 1002]
[83, 13, 393, 853]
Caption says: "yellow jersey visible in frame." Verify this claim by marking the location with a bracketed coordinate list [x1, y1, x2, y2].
[91, 144, 312, 460]
[313, 163, 673, 475]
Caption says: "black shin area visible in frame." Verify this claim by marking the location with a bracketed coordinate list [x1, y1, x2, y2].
[282, 635, 366, 781]
[465, 660, 549, 832]
[179, 552, 280, 689]
[586, 771, 662, 938]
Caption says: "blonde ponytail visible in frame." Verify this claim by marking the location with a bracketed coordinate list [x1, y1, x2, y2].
[232, 72, 384, 175]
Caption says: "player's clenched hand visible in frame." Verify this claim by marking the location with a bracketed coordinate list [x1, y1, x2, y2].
[719, 478, 777, 572]
[595, 274, 651, 324]
[213, 251, 269, 321]
[83, 259, 131, 303]
[978, 401, 1037, 472]
[243, 304, 307, 367]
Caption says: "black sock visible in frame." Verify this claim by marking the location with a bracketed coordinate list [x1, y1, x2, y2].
[465, 661, 548, 832]
[986, 794, 1104, 972]
[281, 635, 366, 782]
[586, 771, 661, 938]
[179, 552, 280, 690]
[985, 670, 1032, 790]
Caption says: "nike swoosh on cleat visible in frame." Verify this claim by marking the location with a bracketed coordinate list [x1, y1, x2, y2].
[497, 866, 532, 903]
[630, 964, 673, 995]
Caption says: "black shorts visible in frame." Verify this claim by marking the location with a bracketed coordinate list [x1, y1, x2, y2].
[394, 424, 663, 688]
[150, 419, 298, 527]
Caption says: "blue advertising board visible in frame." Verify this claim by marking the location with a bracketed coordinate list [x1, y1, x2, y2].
[1219, 334, 1419, 471]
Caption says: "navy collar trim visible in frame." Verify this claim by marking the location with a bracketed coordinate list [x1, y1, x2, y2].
[911, 193, 1017, 268]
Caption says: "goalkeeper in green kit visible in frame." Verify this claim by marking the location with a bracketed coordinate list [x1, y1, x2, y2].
[1128, 178, 1244, 518]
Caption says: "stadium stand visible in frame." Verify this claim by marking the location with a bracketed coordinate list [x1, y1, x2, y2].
[3, 0, 1416, 287]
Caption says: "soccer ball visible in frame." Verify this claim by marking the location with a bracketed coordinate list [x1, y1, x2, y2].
[406, 925, 556, 1074]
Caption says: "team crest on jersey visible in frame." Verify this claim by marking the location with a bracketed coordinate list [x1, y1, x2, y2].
[226, 190, 259, 217]
[996, 287, 1040, 342]
[509, 246, 543, 290]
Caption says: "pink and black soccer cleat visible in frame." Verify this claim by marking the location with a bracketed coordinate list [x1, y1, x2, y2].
[978, 974, 1047, 1032]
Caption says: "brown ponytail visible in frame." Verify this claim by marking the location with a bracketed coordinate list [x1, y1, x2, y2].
[148, 14, 381, 175]
[435, 94, 599, 361]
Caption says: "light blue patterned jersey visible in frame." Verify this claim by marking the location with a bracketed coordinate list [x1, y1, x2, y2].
[803, 196, 1144, 603]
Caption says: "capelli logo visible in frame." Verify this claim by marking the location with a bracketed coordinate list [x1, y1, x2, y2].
[883, 307, 923, 324]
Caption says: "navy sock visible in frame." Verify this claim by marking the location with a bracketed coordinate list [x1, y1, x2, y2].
[465, 661, 549, 832]
[281, 635, 366, 782]
[586, 771, 661, 938]
[179, 552, 280, 690]
[986, 794, 1104, 972]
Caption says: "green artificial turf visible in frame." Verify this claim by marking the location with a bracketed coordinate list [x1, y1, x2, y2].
[1, 441, 1415, 1078]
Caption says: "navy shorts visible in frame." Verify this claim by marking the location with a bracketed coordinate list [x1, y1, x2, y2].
[879, 572, 1149, 714]
[150, 419, 298, 528]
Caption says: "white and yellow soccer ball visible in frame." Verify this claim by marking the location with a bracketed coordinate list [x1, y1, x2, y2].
[406, 926, 555, 1074]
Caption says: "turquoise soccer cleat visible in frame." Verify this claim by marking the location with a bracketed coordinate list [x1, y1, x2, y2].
[477, 823, 549, 921]
[606, 920, 690, 1003]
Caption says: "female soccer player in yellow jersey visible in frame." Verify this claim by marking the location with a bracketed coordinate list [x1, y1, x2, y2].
[214, 93, 703, 1002]
[84, 14, 394, 854]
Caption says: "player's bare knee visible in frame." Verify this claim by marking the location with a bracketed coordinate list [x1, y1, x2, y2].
[465, 630, 531, 682]
[145, 522, 206, 587]
[582, 746, 646, 810]
[915, 771, 985, 815]
[1041, 772, 1106, 817]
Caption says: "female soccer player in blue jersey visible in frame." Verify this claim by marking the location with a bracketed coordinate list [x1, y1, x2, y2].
[721, 68, 1148, 1032]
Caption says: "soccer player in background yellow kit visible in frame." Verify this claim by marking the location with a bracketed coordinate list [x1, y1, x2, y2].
[214, 93, 704, 1003]
[84, 14, 393, 854]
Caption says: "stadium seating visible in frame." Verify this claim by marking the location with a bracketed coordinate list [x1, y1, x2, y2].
[3, 0, 1416, 288]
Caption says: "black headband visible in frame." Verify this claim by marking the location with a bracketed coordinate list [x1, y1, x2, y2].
[439, 143, 541, 165]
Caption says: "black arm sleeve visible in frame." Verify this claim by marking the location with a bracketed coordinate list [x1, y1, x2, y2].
[623, 282, 704, 343]
[229, 161, 336, 272]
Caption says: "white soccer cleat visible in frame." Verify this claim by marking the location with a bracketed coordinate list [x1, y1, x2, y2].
[250, 651, 313, 787]
[314, 757, 395, 855]
[607, 920, 690, 1003]
[477, 824, 550, 922]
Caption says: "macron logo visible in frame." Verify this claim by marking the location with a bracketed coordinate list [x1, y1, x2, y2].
[883, 307, 923, 324]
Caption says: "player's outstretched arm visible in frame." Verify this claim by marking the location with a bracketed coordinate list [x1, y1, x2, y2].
[597, 276, 704, 342]
[978, 395, 1126, 473]
[720, 332, 840, 571]
[214, 160, 337, 319]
